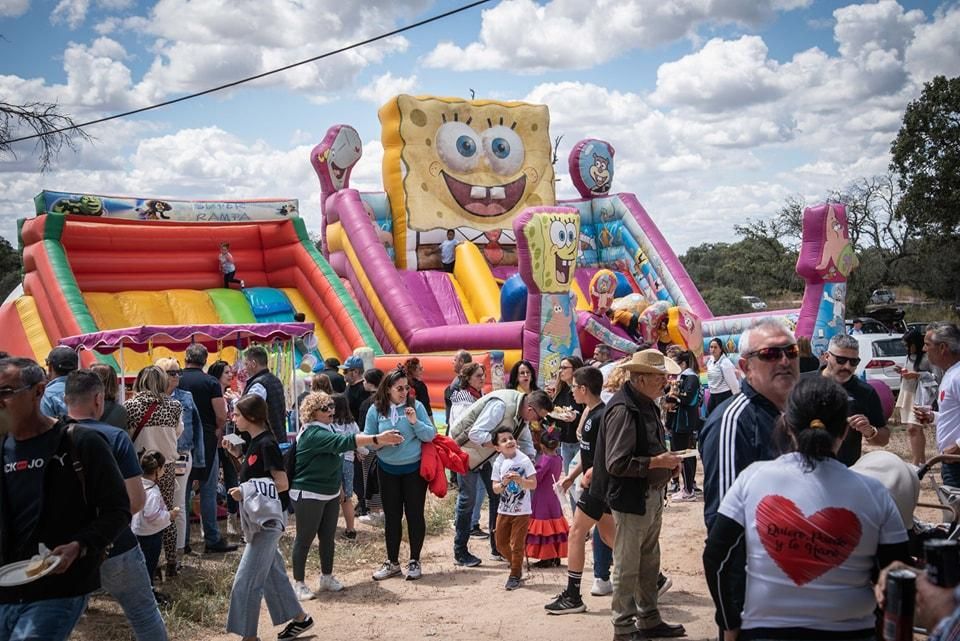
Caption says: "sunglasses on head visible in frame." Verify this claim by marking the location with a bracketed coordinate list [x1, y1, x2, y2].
[745, 344, 800, 362]
[828, 352, 861, 367]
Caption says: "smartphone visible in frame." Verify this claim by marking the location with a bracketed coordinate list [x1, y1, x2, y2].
[223, 433, 246, 447]
[406, 393, 416, 409]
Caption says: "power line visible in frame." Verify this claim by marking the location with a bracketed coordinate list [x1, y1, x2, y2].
[5, 0, 493, 145]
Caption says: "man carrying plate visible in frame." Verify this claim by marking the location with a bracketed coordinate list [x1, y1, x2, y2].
[0, 357, 130, 641]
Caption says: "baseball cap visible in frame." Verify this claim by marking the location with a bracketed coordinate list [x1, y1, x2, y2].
[47, 346, 79, 373]
[339, 355, 364, 371]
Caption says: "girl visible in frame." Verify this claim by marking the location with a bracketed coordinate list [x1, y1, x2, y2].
[704, 337, 740, 414]
[218, 242, 244, 289]
[404, 358, 434, 423]
[525, 427, 568, 568]
[132, 451, 178, 588]
[331, 393, 362, 540]
[549, 356, 585, 476]
[897, 328, 941, 465]
[222, 395, 313, 641]
[667, 351, 702, 502]
[363, 367, 437, 581]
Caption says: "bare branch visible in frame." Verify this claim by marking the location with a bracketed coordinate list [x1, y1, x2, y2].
[0, 100, 93, 171]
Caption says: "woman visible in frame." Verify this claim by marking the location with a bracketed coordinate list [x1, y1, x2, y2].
[124, 365, 183, 575]
[221, 394, 313, 641]
[550, 356, 585, 475]
[796, 336, 821, 374]
[209, 359, 242, 530]
[404, 357, 434, 423]
[363, 367, 437, 581]
[449, 362, 485, 426]
[896, 328, 941, 465]
[297, 373, 332, 410]
[289, 391, 402, 600]
[507, 360, 539, 394]
[703, 376, 908, 641]
[705, 337, 740, 414]
[667, 351, 701, 502]
[91, 363, 128, 429]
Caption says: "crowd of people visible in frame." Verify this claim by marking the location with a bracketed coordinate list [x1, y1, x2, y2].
[2, 319, 960, 641]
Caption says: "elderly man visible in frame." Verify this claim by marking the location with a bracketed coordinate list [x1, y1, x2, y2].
[915, 322, 960, 487]
[591, 349, 684, 640]
[809, 334, 889, 466]
[449, 388, 553, 568]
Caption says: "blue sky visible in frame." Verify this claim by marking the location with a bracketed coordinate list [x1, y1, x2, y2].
[1, 0, 958, 253]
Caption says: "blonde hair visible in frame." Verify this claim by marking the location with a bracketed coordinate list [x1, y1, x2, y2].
[133, 365, 168, 397]
[300, 391, 333, 422]
[603, 358, 631, 392]
[154, 357, 179, 372]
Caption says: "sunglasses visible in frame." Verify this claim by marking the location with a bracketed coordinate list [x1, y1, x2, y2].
[0, 384, 34, 401]
[828, 352, 861, 367]
[165, 370, 182, 377]
[745, 344, 800, 362]
[317, 403, 334, 412]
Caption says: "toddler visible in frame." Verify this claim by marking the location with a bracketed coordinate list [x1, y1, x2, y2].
[490, 426, 537, 590]
[218, 242, 245, 289]
[132, 450, 179, 584]
[331, 393, 364, 539]
[526, 427, 568, 567]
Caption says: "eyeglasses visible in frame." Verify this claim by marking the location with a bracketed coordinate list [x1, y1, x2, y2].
[165, 370, 182, 377]
[0, 384, 34, 401]
[828, 352, 861, 367]
[745, 344, 800, 362]
[317, 404, 334, 412]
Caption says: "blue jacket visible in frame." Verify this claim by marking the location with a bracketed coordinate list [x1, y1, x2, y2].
[364, 400, 436, 469]
[699, 379, 780, 530]
[172, 387, 205, 469]
[40, 376, 68, 419]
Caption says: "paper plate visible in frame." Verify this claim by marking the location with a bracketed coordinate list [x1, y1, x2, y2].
[0, 556, 61, 587]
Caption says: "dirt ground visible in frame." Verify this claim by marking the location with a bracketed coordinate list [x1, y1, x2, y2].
[73, 427, 946, 641]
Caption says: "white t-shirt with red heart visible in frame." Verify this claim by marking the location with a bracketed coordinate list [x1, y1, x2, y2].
[719, 452, 907, 631]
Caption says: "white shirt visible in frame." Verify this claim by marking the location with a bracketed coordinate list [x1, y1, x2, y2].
[935, 362, 960, 453]
[132, 480, 172, 537]
[706, 355, 740, 395]
[719, 453, 906, 632]
[491, 451, 536, 516]
[440, 238, 459, 264]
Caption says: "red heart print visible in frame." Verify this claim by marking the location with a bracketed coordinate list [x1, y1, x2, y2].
[755, 495, 861, 586]
[247, 454, 258, 466]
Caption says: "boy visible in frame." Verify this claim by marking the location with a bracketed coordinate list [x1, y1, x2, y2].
[440, 229, 459, 273]
[490, 425, 537, 590]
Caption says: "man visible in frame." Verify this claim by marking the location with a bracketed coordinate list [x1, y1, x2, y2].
[0, 357, 130, 641]
[592, 349, 684, 640]
[65, 369, 169, 641]
[341, 355, 369, 422]
[849, 318, 865, 335]
[915, 322, 960, 487]
[242, 345, 287, 443]
[444, 349, 472, 425]
[40, 346, 78, 418]
[180, 344, 235, 554]
[322, 357, 347, 393]
[449, 388, 552, 567]
[809, 334, 889, 466]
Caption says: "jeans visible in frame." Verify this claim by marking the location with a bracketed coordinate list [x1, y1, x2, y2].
[470, 478, 485, 526]
[100, 545, 169, 641]
[0, 596, 88, 641]
[378, 467, 428, 563]
[226, 524, 302, 638]
[611, 492, 665, 634]
[137, 533, 163, 586]
[187, 448, 222, 545]
[942, 461, 960, 488]
[593, 526, 613, 581]
[453, 466, 499, 558]
[173, 452, 192, 550]
[291, 496, 339, 580]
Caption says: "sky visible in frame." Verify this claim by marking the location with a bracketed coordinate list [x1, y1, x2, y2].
[1, 0, 958, 255]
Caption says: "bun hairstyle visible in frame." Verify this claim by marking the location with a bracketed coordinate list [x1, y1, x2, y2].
[774, 376, 848, 470]
[140, 450, 166, 476]
[539, 425, 561, 452]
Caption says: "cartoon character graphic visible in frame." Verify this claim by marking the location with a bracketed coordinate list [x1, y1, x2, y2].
[137, 200, 172, 220]
[520, 211, 579, 294]
[589, 269, 617, 315]
[589, 154, 611, 194]
[568, 138, 615, 199]
[277, 202, 298, 216]
[50, 194, 104, 216]
[814, 204, 858, 280]
[823, 283, 846, 329]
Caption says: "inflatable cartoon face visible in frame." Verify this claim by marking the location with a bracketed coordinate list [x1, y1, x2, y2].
[312, 125, 362, 195]
[569, 139, 615, 198]
[522, 212, 580, 293]
[380, 95, 555, 234]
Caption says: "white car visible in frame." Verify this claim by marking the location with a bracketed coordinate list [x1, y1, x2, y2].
[741, 295, 767, 310]
[851, 333, 908, 393]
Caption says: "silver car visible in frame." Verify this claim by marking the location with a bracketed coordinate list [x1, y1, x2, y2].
[851, 333, 908, 393]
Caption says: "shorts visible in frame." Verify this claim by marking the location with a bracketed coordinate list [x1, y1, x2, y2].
[576, 490, 611, 521]
[341, 458, 355, 499]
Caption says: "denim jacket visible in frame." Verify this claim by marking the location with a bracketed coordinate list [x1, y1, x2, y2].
[172, 387, 205, 469]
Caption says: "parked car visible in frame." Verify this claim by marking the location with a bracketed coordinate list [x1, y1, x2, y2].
[869, 289, 896, 305]
[907, 322, 928, 335]
[845, 318, 891, 334]
[851, 333, 908, 393]
[864, 306, 907, 334]
[741, 295, 767, 310]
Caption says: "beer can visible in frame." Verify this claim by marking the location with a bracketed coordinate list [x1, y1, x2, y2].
[882, 568, 916, 641]
[925, 539, 960, 588]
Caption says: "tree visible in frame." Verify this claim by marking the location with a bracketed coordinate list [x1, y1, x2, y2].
[889, 75, 960, 236]
[0, 236, 21, 302]
[0, 101, 91, 171]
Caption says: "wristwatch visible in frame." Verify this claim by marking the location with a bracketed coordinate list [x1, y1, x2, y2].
[373, 435, 379, 445]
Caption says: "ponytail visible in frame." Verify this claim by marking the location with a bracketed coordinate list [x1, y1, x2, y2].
[140, 449, 166, 475]
[774, 377, 848, 471]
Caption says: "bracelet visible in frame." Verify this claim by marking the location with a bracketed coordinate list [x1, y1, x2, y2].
[867, 426, 879, 440]
[373, 435, 379, 445]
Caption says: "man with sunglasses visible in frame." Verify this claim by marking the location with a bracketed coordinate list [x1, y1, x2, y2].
[808, 334, 888, 466]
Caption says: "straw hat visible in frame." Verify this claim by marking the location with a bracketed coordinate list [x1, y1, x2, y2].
[619, 349, 681, 375]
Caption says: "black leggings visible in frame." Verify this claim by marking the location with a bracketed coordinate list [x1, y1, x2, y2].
[377, 467, 428, 563]
[707, 390, 733, 415]
[223, 270, 242, 288]
[670, 431, 697, 492]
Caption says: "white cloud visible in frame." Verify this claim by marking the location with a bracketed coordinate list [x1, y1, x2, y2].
[51, 0, 90, 29]
[904, 5, 960, 81]
[423, 0, 812, 72]
[357, 72, 418, 105]
[0, 0, 29, 18]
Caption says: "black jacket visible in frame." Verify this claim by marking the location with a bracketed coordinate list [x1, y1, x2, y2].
[244, 369, 288, 443]
[0, 421, 131, 603]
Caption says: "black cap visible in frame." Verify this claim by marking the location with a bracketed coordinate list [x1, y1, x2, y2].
[47, 346, 79, 373]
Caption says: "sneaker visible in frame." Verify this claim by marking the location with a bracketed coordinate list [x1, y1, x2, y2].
[293, 581, 315, 601]
[591, 577, 613, 596]
[454, 553, 482, 567]
[532, 558, 562, 568]
[490, 553, 506, 562]
[277, 615, 314, 640]
[635, 621, 686, 639]
[671, 490, 696, 502]
[240, 280, 246, 288]
[317, 574, 344, 592]
[657, 573, 673, 598]
[505, 575, 522, 590]
[692, 485, 703, 495]
[405, 560, 422, 581]
[359, 513, 384, 526]
[342, 530, 357, 541]
[469, 525, 488, 538]
[545, 591, 586, 614]
[204, 540, 238, 554]
[668, 480, 680, 493]
[372, 561, 402, 581]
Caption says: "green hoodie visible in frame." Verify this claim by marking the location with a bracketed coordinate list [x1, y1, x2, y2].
[291, 422, 357, 496]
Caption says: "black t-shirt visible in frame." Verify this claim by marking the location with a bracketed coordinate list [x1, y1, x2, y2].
[347, 381, 370, 426]
[2, 427, 61, 546]
[179, 367, 223, 436]
[578, 402, 606, 471]
[240, 431, 289, 509]
[837, 375, 885, 466]
[553, 387, 585, 444]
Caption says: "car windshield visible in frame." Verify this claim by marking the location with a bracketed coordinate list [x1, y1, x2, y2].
[873, 339, 907, 358]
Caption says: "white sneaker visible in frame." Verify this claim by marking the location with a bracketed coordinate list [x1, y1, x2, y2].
[405, 560, 422, 581]
[591, 578, 613, 596]
[240, 280, 246, 288]
[317, 574, 344, 592]
[359, 513, 384, 526]
[293, 581, 315, 601]
[372, 561, 402, 581]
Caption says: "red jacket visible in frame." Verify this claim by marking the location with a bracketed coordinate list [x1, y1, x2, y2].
[420, 434, 469, 498]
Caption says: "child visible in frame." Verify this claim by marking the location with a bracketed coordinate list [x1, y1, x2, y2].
[219, 242, 245, 289]
[526, 426, 568, 567]
[440, 229, 459, 273]
[331, 393, 364, 540]
[490, 426, 537, 590]
[132, 450, 179, 585]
